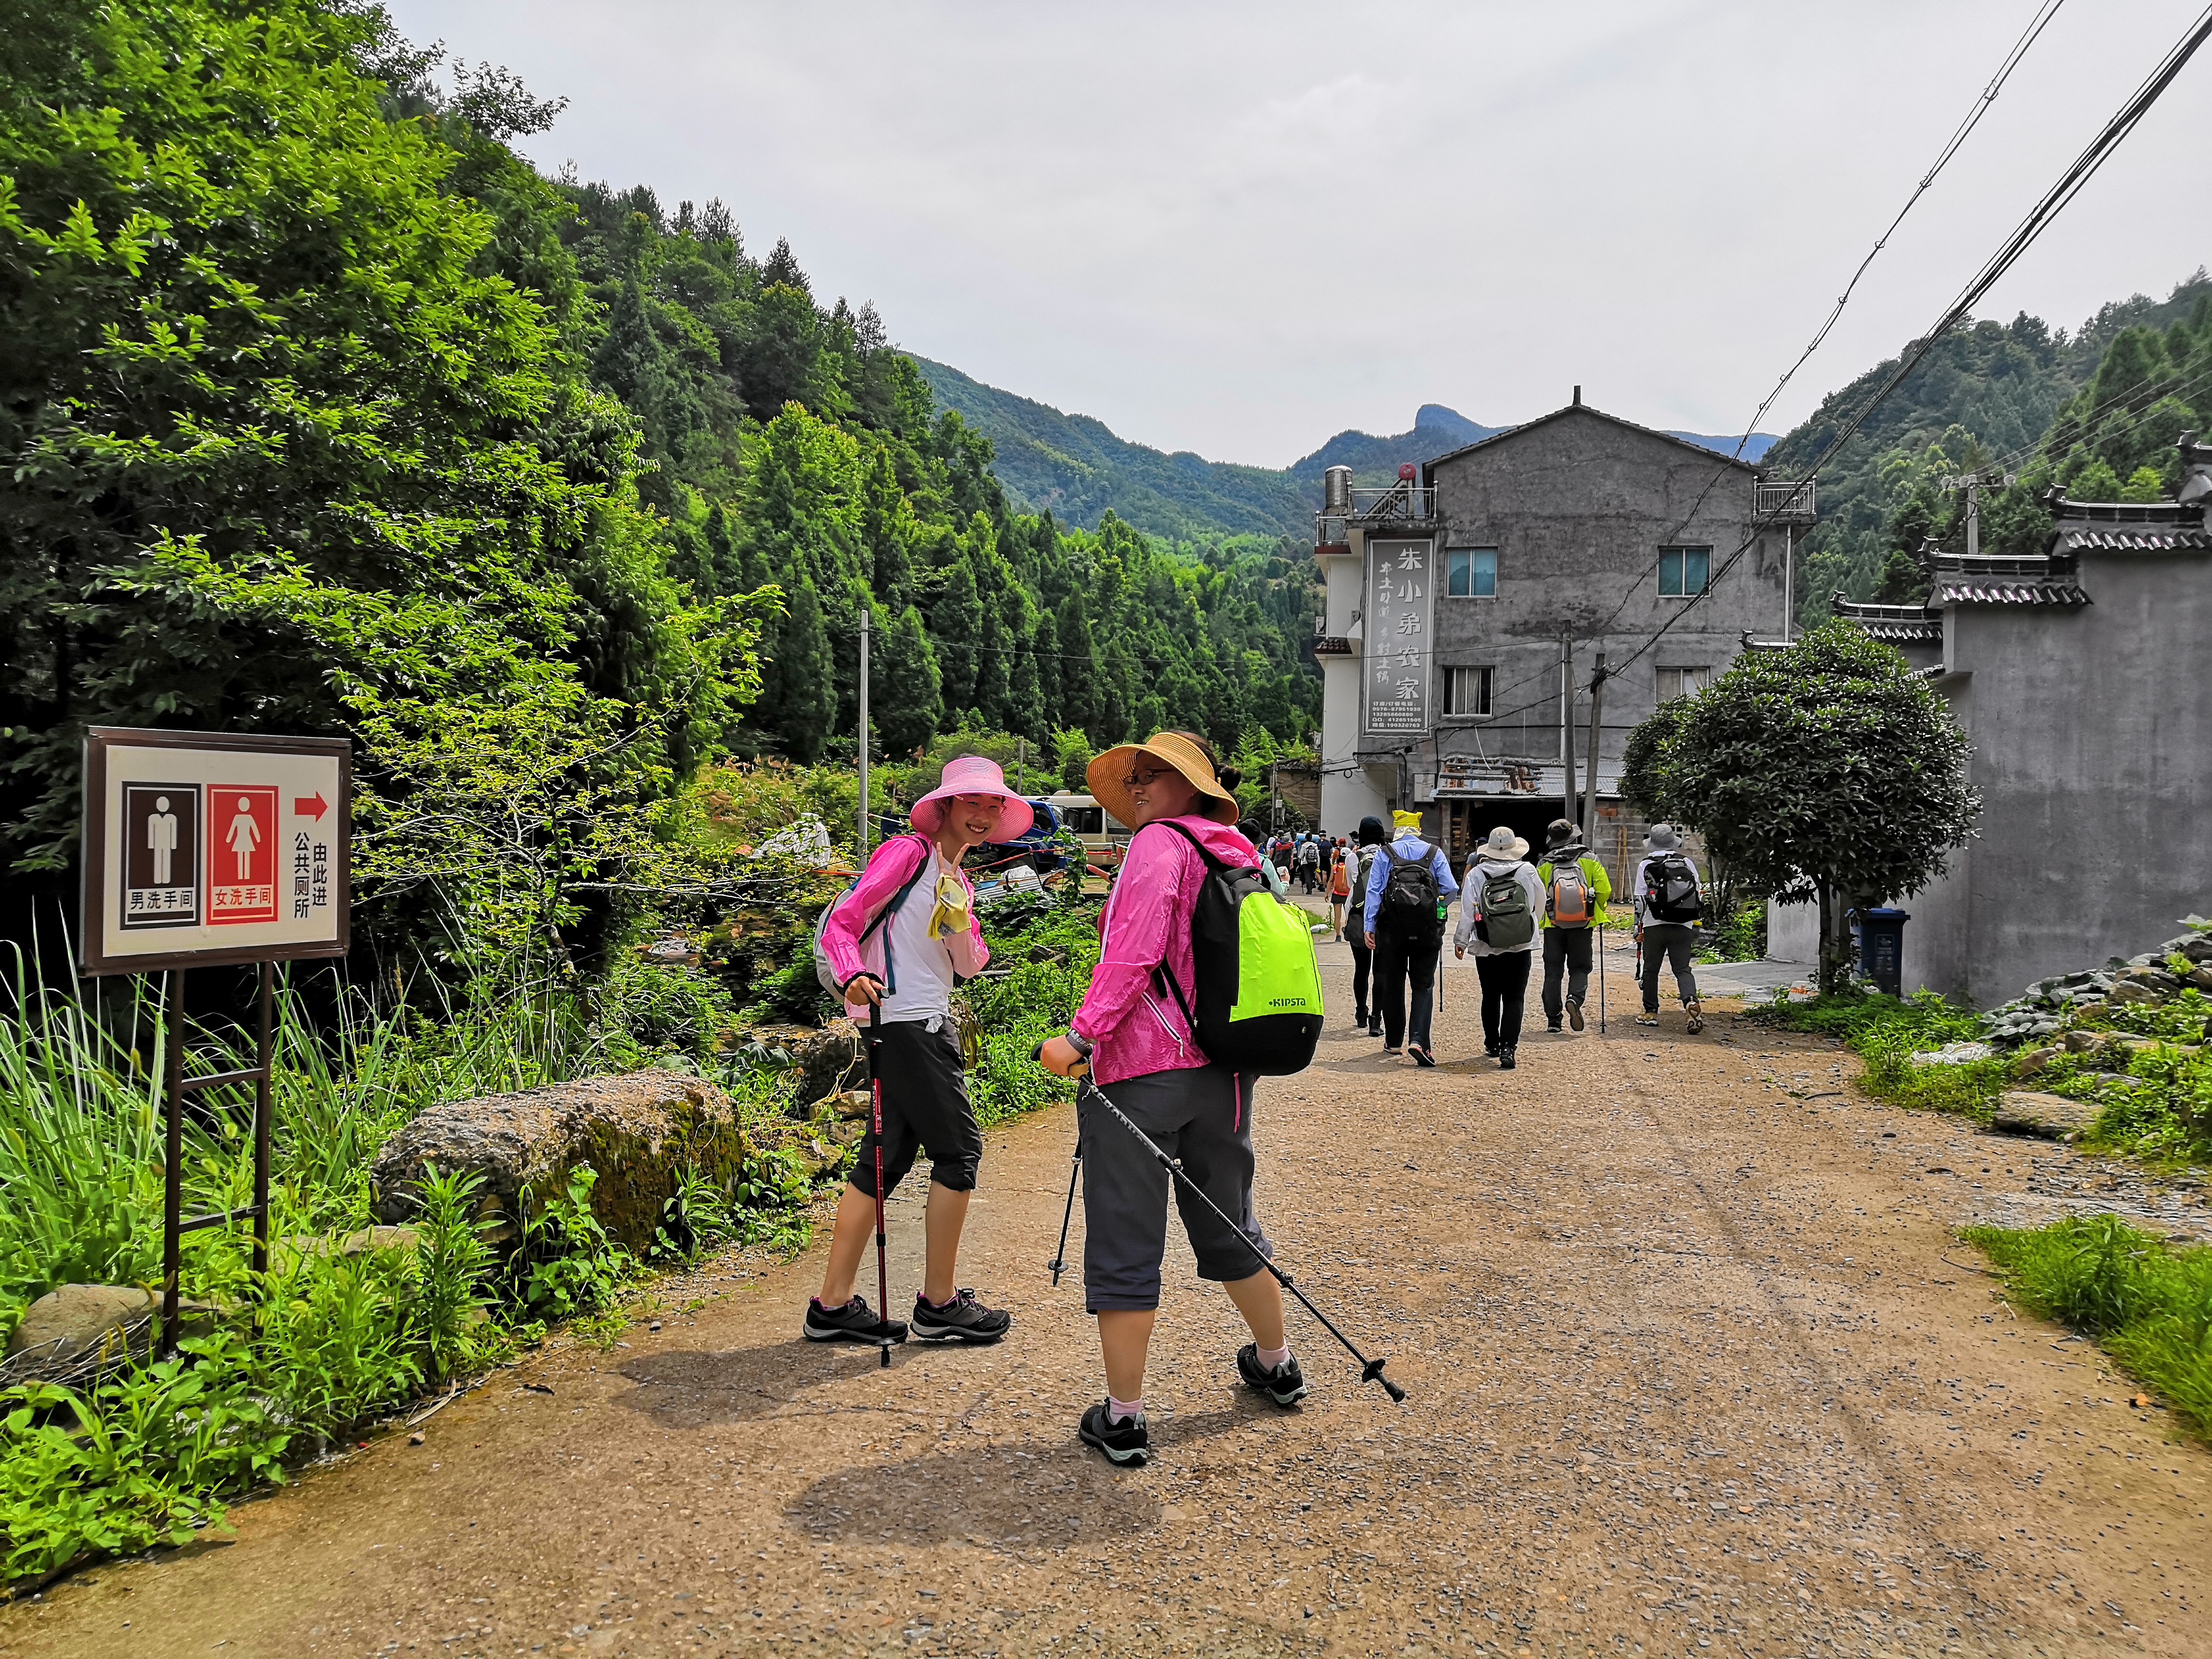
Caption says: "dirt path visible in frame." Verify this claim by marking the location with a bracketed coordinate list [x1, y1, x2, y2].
[7, 936, 2210, 1659]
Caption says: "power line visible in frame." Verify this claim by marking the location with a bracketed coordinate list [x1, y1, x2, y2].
[1592, 0, 2212, 691]
[1577, 0, 2071, 648]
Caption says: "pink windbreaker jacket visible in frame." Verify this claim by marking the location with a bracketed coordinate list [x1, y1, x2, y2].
[819, 832, 988, 1016]
[1070, 814, 1259, 1085]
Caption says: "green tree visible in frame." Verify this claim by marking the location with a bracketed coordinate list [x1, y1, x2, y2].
[764, 579, 836, 761]
[872, 605, 943, 757]
[933, 557, 984, 716]
[0, 0, 721, 886]
[1053, 728, 1094, 792]
[1622, 623, 1977, 991]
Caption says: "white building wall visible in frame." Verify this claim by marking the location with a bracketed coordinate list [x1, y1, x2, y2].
[1317, 543, 1388, 835]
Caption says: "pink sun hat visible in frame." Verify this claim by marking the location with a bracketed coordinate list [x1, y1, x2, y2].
[910, 755, 1034, 840]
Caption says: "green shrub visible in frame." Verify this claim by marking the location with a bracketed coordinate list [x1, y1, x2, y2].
[1753, 988, 2007, 1118]
[1965, 1216, 2212, 1441]
[410, 1166, 497, 1387]
[509, 1167, 636, 1322]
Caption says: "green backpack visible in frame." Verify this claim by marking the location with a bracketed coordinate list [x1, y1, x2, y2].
[1151, 821, 1323, 1076]
[1479, 865, 1536, 950]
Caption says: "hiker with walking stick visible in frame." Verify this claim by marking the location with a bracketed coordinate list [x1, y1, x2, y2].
[805, 757, 1023, 1348]
[1535, 818, 1612, 1036]
[1037, 731, 1323, 1466]
[1362, 810, 1457, 1068]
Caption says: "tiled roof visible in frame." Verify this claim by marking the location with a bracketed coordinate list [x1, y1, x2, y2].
[2056, 526, 2212, 553]
[1830, 597, 1942, 643]
[1933, 579, 2091, 607]
[1860, 620, 1943, 643]
[1831, 596, 1935, 621]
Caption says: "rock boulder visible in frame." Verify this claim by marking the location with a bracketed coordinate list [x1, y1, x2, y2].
[369, 1071, 751, 1252]
[1989, 1090, 2100, 1141]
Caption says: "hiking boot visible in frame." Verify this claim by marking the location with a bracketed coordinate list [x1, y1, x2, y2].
[1078, 1400, 1151, 1466]
[1351, 1005, 1369, 1028]
[1368, 1017, 1383, 1038]
[911, 1287, 1011, 1344]
[1236, 1344, 1311, 1407]
[803, 1295, 907, 1346]
[1546, 1021, 1563, 1034]
[1683, 998, 1704, 1035]
[1567, 998, 1586, 1032]
[1635, 1012, 1661, 1027]
[1498, 1047, 1517, 1070]
[1484, 1040, 1501, 1058]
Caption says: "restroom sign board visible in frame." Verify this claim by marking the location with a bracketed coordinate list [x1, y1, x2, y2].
[82, 728, 350, 976]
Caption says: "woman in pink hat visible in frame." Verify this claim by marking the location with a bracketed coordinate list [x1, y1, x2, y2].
[807, 756, 1032, 1347]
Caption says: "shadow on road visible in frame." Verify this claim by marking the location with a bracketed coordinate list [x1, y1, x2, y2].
[609, 1341, 921, 1429]
[784, 1442, 1165, 1547]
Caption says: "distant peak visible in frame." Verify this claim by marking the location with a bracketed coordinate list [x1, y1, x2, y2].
[1414, 403, 1469, 427]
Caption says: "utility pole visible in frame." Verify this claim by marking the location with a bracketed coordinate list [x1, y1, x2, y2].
[1015, 736, 1025, 794]
[1581, 653, 1606, 851]
[1782, 524, 1795, 642]
[1559, 630, 1575, 831]
[856, 605, 871, 856]
[1942, 469, 2012, 558]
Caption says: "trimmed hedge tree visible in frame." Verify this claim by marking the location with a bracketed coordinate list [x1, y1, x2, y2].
[1621, 622, 1977, 992]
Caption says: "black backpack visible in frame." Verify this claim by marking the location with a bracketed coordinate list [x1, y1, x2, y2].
[1379, 841, 1441, 923]
[1643, 853, 1703, 924]
[1149, 822, 1322, 1077]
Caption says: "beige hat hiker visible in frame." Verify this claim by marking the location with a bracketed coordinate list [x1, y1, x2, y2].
[1479, 826, 1528, 862]
[1085, 731, 1240, 827]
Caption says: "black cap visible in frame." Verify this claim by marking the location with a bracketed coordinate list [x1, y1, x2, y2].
[1357, 815, 1387, 846]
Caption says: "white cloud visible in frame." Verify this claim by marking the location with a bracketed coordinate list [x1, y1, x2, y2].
[389, 0, 2212, 466]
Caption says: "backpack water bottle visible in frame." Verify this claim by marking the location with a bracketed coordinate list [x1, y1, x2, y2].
[1479, 867, 1536, 950]
[1548, 860, 1594, 928]
[1152, 822, 1322, 1076]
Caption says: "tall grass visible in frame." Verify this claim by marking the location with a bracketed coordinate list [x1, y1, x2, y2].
[1750, 988, 2009, 1118]
[0, 943, 635, 1348]
[1965, 1216, 2212, 1442]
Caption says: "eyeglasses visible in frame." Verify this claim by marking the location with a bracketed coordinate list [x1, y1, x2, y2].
[1122, 767, 1173, 790]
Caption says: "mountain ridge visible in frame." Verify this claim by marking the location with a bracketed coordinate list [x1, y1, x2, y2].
[911, 356, 1776, 540]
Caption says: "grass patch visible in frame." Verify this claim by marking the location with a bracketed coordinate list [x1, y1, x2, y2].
[1748, 988, 2009, 1119]
[1962, 1215, 2212, 1442]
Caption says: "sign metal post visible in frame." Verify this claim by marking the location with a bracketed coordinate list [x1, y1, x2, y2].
[81, 728, 350, 1355]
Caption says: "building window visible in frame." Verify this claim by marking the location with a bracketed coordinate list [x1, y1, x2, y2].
[1444, 547, 1497, 598]
[1658, 547, 1710, 597]
[1656, 666, 1709, 702]
[1443, 665, 1493, 716]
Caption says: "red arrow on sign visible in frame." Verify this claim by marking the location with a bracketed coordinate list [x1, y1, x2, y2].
[294, 793, 329, 820]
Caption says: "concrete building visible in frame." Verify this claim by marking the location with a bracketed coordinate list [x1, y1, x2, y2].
[1777, 447, 2212, 1005]
[1315, 395, 1803, 885]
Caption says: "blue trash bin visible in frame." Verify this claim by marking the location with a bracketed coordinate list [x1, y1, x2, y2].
[1856, 907, 1909, 996]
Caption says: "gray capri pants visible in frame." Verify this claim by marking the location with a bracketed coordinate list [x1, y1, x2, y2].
[1080, 1063, 1271, 1313]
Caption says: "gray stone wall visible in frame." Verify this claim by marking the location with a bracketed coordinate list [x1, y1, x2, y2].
[1920, 547, 2212, 1006]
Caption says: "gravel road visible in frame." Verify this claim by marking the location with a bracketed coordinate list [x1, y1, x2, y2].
[6, 934, 2209, 1659]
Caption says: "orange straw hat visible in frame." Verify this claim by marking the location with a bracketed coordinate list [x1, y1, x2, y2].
[910, 756, 1033, 839]
[1085, 731, 1240, 828]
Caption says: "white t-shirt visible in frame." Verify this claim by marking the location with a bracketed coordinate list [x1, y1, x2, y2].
[879, 847, 961, 1022]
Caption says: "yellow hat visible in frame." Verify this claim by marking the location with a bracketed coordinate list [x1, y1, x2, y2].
[1085, 731, 1241, 828]
[1392, 809, 1422, 830]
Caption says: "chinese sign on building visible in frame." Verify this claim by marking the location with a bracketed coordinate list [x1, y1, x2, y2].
[83, 728, 350, 975]
[1361, 538, 1435, 737]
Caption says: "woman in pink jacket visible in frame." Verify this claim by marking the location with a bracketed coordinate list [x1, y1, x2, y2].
[806, 756, 1027, 1347]
[1039, 731, 1305, 1466]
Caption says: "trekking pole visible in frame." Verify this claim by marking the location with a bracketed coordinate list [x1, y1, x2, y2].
[1597, 923, 1607, 1034]
[1041, 1056, 1407, 1403]
[1047, 1126, 1080, 1286]
[868, 1003, 891, 1367]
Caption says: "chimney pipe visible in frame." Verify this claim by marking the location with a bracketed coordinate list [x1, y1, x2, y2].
[1573, 385, 1582, 406]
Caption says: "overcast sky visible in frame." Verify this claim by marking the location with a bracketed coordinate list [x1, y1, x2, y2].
[387, 0, 2211, 468]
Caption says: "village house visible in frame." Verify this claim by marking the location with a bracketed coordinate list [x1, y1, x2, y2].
[1779, 436, 2212, 1005]
[1314, 394, 1804, 886]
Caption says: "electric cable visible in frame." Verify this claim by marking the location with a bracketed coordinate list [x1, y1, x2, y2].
[1575, 0, 2071, 647]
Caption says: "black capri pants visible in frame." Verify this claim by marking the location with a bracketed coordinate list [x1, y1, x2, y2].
[849, 1018, 983, 1198]
[1080, 1064, 1271, 1313]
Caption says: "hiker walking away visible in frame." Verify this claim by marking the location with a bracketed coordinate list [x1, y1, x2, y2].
[1453, 826, 1542, 1069]
[1535, 818, 1612, 1035]
[1362, 809, 1457, 1067]
[1633, 822, 1705, 1034]
[1297, 835, 1321, 895]
[1347, 817, 1386, 1033]
[1035, 731, 1307, 1466]
[1326, 842, 1353, 941]
[807, 757, 1023, 1346]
